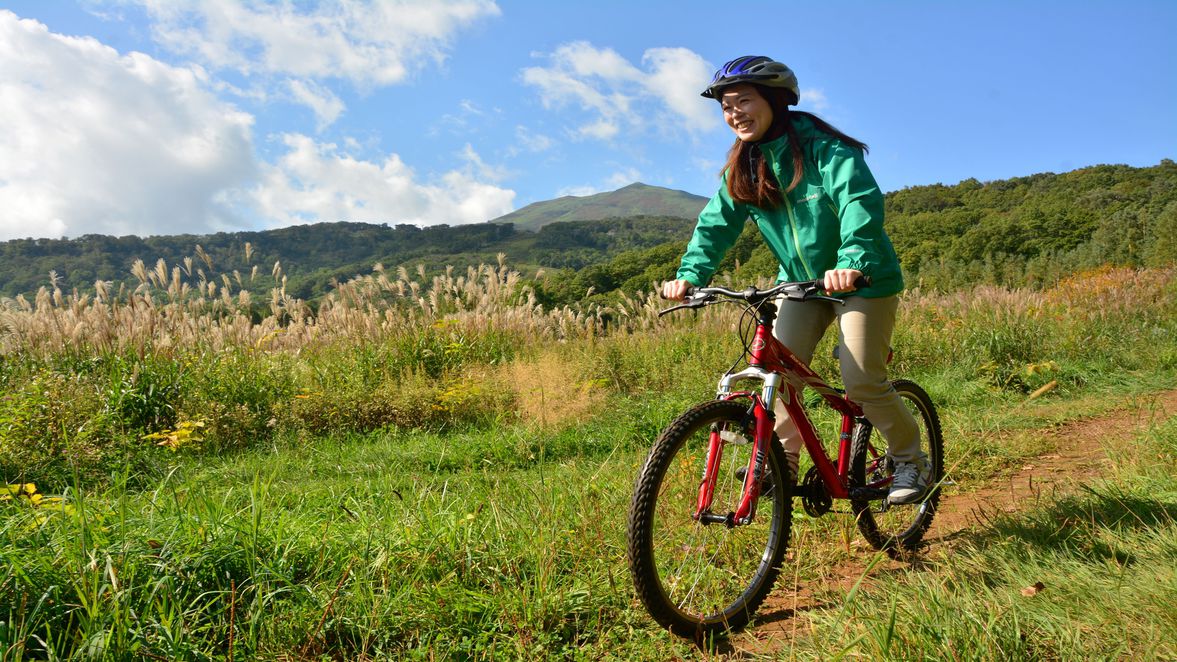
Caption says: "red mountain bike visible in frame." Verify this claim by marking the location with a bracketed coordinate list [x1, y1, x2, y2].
[627, 280, 944, 637]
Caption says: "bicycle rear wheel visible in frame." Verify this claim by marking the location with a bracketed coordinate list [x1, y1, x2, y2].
[628, 399, 793, 637]
[850, 379, 944, 557]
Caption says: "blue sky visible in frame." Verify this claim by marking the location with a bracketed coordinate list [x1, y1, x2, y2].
[1, 1, 1174, 241]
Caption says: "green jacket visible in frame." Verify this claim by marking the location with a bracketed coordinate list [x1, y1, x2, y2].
[676, 116, 904, 298]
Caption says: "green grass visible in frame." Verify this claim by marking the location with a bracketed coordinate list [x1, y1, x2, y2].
[4, 381, 1176, 659]
[3, 270, 1177, 658]
[2, 426, 678, 658]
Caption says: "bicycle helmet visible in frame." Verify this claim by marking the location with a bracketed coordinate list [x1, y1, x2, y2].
[701, 55, 799, 104]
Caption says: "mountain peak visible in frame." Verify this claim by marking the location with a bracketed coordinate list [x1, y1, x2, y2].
[491, 182, 707, 232]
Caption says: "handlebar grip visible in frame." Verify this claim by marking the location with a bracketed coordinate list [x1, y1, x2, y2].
[659, 283, 697, 301]
[809, 275, 866, 290]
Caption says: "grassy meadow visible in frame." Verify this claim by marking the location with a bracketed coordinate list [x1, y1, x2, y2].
[2, 260, 1176, 659]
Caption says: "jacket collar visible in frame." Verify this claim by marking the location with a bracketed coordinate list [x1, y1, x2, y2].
[755, 114, 816, 157]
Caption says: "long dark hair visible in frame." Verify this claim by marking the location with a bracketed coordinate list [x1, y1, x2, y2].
[722, 85, 868, 209]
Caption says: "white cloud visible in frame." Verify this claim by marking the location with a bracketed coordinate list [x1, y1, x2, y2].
[108, 1, 500, 125]
[692, 155, 723, 178]
[521, 56, 631, 140]
[0, 11, 513, 240]
[459, 143, 512, 183]
[556, 167, 642, 198]
[605, 168, 642, 189]
[551, 41, 641, 81]
[800, 88, 830, 112]
[287, 79, 345, 129]
[576, 118, 621, 141]
[250, 135, 515, 226]
[513, 126, 554, 153]
[458, 99, 485, 115]
[0, 10, 256, 240]
[641, 47, 714, 133]
[125, 0, 501, 87]
[430, 98, 494, 137]
[556, 185, 601, 198]
[521, 41, 715, 141]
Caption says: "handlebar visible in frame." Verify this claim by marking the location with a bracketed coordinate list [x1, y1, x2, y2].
[658, 276, 871, 317]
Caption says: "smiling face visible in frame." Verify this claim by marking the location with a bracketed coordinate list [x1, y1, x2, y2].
[720, 83, 773, 143]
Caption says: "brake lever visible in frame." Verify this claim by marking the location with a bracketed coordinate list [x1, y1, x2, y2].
[782, 283, 821, 301]
[793, 275, 870, 303]
[811, 294, 846, 305]
[657, 293, 713, 317]
[782, 283, 846, 305]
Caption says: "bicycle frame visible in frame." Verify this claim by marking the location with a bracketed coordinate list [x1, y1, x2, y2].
[695, 298, 865, 525]
[632, 280, 943, 637]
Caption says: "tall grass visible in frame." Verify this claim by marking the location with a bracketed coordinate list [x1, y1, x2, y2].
[1, 259, 1175, 657]
[2, 261, 1175, 487]
[4, 374, 1174, 658]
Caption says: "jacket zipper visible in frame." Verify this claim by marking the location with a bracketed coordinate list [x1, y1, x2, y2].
[783, 195, 816, 280]
[767, 142, 816, 280]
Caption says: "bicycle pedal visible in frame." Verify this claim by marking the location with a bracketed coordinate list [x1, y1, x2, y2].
[849, 486, 889, 501]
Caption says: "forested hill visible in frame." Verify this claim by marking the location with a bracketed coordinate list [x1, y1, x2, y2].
[0, 161, 1174, 303]
[529, 160, 1177, 305]
[882, 159, 1176, 288]
[0, 181, 704, 300]
[489, 182, 708, 231]
[0, 216, 697, 301]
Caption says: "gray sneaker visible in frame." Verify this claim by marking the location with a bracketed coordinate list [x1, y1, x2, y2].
[888, 458, 930, 505]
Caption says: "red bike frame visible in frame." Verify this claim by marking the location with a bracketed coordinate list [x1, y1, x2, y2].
[694, 309, 865, 525]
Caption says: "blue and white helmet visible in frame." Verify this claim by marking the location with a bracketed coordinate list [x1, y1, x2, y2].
[701, 55, 799, 104]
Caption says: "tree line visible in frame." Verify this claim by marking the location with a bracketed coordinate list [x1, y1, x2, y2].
[1, 160, 1173, 307]
[530, 160, 1177, 307]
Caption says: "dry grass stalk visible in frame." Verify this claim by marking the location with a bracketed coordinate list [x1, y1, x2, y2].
[0, 257, 626, 357]
[3, 255, 1170, 362]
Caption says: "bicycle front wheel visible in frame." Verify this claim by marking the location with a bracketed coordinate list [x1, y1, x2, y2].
[850, 379, 944, 557]
[627, 399, 793, 637]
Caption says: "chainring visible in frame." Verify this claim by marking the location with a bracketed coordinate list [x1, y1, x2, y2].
[801, 466, 833, 517]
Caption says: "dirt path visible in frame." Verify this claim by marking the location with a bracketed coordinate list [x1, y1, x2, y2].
[934, 388, 1177, 532]
[725, 388, 1177, 657]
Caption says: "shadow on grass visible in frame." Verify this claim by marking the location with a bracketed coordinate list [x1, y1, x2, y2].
[961, 483, 1177, 565]
[685, 601, 829, 658]
[690, 558, 934, 657]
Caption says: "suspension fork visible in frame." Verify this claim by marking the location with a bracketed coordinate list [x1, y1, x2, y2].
[695, 370, 782, 526]
[734, 395, 775, 524]
[695, 424, 725, 519]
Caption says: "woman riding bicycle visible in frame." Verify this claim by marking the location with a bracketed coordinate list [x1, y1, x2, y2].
[660, 55, 928, 504]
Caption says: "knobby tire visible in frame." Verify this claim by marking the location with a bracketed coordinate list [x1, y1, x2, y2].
[849, 379, 944, 558]
[627, 399, 794, 638]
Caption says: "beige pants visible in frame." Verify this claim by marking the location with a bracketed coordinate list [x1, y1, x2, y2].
[772, 294, 922, 476]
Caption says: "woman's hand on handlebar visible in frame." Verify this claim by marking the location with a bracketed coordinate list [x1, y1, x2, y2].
[660, 279, 694, 302]
[823, 269, 863, 294]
